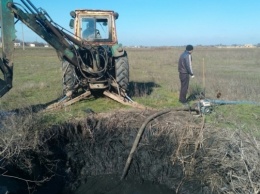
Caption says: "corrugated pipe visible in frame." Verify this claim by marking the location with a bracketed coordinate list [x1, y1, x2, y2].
[206, 99, 260, 106]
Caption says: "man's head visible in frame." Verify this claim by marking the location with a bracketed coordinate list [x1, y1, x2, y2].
[186, 45, 194, 53]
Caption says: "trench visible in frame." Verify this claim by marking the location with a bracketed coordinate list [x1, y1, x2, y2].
[31, 111, 184, 194]
[2, 109, 259, 194]
[63, 111, 199, 194]
[0, 109, 203, 194]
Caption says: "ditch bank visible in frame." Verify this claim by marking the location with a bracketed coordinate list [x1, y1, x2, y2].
[0, 109, 260, 194]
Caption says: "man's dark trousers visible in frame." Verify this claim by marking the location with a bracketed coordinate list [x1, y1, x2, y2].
[179, 73, 190, 103]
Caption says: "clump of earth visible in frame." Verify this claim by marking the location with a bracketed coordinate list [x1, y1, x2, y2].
[0, 109, 259, 194]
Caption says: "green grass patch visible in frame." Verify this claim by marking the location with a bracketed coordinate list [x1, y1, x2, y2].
[206, 104, 260, 134]
[0, 47, 260, 129]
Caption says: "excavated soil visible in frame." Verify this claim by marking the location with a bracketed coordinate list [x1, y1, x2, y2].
[0, 109, 260, 194]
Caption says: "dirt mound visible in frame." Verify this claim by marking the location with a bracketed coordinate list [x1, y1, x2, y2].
[0, 109, 260, 194]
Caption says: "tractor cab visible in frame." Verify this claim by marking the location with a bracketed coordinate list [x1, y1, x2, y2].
[70, 10, 119, 46]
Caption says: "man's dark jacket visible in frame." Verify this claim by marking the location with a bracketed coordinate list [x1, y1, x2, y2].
[178, 50, 193, 76]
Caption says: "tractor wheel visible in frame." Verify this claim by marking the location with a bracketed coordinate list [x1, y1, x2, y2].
[62, 60, 76, 96]
[115, 54, 129, 91]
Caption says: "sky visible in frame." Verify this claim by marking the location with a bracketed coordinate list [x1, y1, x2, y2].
[7, 0, 260, 46]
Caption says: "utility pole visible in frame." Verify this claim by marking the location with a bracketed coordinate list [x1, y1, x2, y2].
[21, 22, 25, 50]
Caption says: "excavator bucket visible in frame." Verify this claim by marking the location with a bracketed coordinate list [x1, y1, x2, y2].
[0, 0, 15, 97]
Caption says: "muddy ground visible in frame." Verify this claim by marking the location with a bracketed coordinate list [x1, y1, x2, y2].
[0, 109, 259, 194]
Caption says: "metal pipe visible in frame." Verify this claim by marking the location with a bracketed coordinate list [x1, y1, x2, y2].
[20, 0, 35, 14]
[25, 0, 39, 14]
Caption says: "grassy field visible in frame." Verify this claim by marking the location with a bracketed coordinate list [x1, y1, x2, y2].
[0, 46, 260, 128]
[128, 46, 260, 102]
[0, 46, 260, 194]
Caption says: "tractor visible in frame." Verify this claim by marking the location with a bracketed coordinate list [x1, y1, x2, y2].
[0, 0, 143, 109]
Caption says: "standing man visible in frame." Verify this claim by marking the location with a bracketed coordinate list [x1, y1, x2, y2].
[178, 45, 194, 104]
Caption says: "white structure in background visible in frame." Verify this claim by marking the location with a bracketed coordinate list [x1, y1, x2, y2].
[14, 42, 21, 47]
[29, 43, 36, 47]
[244, 44, 255, 48]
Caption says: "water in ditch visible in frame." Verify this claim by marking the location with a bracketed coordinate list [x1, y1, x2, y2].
[74, 174, 175, 194]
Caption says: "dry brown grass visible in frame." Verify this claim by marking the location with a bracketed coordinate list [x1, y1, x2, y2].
[0, 108, 259, 193]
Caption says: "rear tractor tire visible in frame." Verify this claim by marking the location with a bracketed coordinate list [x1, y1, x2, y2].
[115, 54, 129, 91]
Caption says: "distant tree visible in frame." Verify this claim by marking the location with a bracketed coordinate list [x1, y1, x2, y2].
[15, 39, 23, 43]
[32, 41, 45, 47]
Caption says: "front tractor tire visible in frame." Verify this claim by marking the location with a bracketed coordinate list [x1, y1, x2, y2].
[115, 54, 129, 91]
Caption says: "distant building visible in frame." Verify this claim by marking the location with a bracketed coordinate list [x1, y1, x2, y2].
[14, 42, 21, 47]
[29, 43, 36, 47]
[244, 44, 255, 48]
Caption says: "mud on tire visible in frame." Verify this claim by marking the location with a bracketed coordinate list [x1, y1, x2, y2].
[115, 53, 129, 91]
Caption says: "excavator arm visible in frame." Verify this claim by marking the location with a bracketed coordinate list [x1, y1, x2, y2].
[0, 0, 15, 97]
[0, 0, 83, 97]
